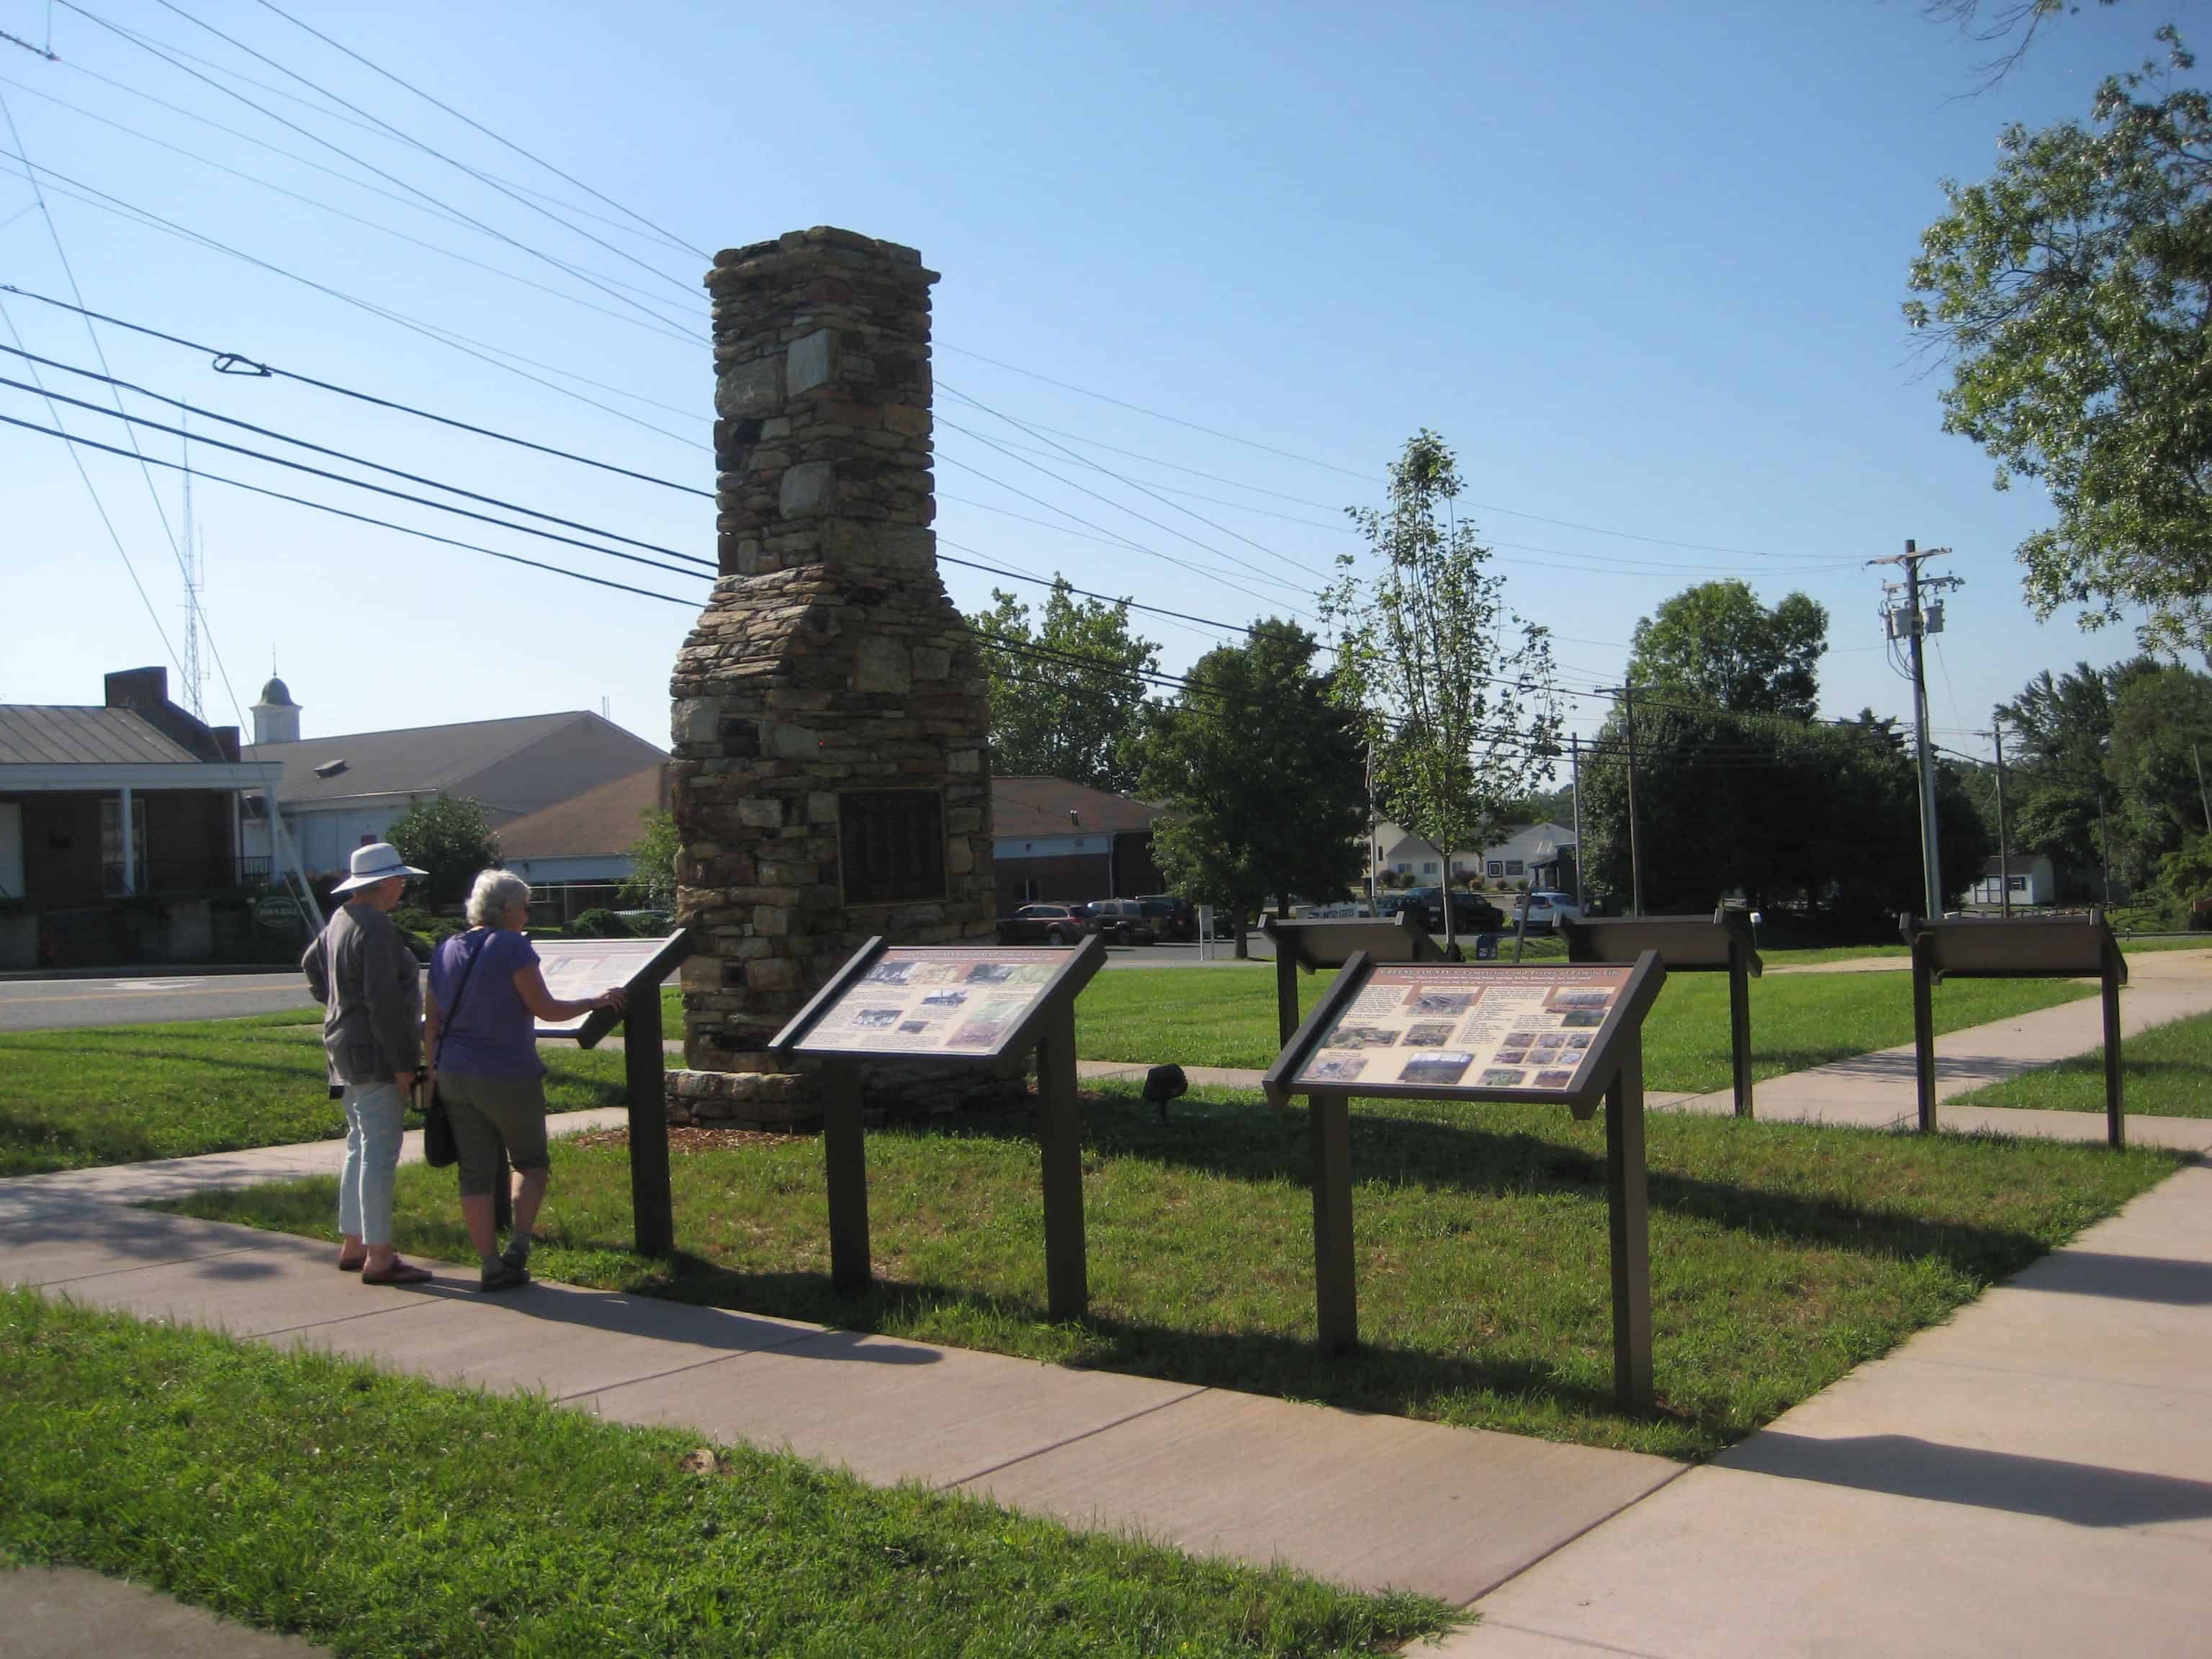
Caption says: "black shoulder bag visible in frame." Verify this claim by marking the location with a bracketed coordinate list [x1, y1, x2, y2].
[423, 929, 490, 1170]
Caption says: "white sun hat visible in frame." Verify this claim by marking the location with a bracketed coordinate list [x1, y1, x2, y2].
[331, 841, 428, 894]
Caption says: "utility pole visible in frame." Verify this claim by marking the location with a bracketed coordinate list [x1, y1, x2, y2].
[1871, 540, 1964, 922]
[1570, 734, 1585, 912]
[2195, 740, 2210, 835]
[179, 410, 206, 719]
[1622, 685, 1644, 917]
[1992, 709, 2013, 920]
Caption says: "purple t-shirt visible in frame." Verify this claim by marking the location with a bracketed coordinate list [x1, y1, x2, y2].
[430, 927, 544, 1079]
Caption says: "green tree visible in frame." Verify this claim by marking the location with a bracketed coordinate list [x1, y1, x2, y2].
[1905, 33, 2212, 656]
[620, 806, 680, 912]
[384, 794, 500, 909]
[1627, 580, 1829, 719]
[966, 580, 1161, 792]
[1139, 620, 1367, 958]
[1322, 431, 1563, 948]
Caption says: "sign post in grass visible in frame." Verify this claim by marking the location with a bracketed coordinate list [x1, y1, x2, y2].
[1260, 911, 1447, 1046]
[1264, 949, 1668, 1412]
[770, 935, 1107, 1319]
[1558, 907, 1762, 1117]
[548, 930, 696, 1256]
[1897, 911, 2128, 1146]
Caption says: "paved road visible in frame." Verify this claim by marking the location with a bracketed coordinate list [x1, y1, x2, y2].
[0, 971, 318, 1033]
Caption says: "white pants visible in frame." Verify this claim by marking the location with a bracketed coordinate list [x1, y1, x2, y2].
[337, 1082, 406, 1246]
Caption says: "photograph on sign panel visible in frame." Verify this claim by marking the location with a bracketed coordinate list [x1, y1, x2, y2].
[965, 963, 1015, 984]
[1479, 1067, 1527, 1087]
[1307, 1055, 1367, 1082]
[1327, 1025, 1398, 1050]
[865, 961, 914, 986]
[1534, 1069, 1575, 1089]
[920, 989, 968, 1007]
[1548, 986, 1614, 1012]
[1403, 1021, 1458, 1046]
[1404, 989, 1477, 1016]
[1560, 1010, 1606, 1029]
[1399, 1051, 1475, 1087]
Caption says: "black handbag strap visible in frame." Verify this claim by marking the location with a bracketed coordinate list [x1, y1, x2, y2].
[434, 927, 493, 1066]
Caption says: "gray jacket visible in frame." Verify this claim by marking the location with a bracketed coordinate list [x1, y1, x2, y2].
[302, 902, 423, 1084]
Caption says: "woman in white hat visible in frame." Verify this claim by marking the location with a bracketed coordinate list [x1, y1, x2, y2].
[301, 841, 433, 1285]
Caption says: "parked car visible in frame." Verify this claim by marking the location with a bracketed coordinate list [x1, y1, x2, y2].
[1400, 886, 1506, 933]
[1085, 898, 1159, 945]
[997, 903, 1087, 945]
[1136, 894, 1197, 942]
[1509, 890, 1583, 932]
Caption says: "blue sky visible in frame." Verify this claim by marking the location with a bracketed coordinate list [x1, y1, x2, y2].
[0, 0, 2189, 774]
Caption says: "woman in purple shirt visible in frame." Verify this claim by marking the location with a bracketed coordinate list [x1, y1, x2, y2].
[426, 869, 625, 1291]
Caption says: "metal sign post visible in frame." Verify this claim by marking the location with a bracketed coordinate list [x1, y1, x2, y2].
[1898, 912, 2128, 1145]
[770, 935, 1107, 1319]
[556, 929, 696, 1257]
[1263, 950, 1668, 1413]
[1259, 910, 1445, 1046]
[1560, 909, 1762, 1118]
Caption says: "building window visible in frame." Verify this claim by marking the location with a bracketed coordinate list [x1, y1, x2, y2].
[1023, 876, 1040, 902]
[2006, 876, 2027, 892]
[1505, 860, 1524, 877]
[1421, 861, 1439, 875]
[1487, 860, 1503, 878]
[1394, 862, 1411, 874]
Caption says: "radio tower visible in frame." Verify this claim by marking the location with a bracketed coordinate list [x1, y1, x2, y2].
[179, 411, 205, 719]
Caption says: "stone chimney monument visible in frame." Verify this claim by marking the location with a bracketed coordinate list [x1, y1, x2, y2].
[666, 228, 997, 1125]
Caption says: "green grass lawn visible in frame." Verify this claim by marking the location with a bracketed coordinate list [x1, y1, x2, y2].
[1957, 1011, 2212, 1118]
[0, 1290, 1447, 1659]
[168, 1079, 2178, 1460]
[0, 1015, 630, 1177]
[1066, 966, 2096, 1087]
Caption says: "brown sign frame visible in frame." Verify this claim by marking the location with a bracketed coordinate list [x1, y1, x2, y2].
[768, 933, 1107, 1320]
[1263, 949, 1668, 1413]
[1560, 907, 1761, 1118]
[1260, 909, 1447, 1046]
[1897, 911, 2128, 1146]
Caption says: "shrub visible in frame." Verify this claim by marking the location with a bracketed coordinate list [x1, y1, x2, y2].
[571, 908, 634, 938]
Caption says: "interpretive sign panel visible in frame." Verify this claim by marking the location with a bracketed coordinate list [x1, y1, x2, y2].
[1261, 910, 1445, 1044]
[1263, 949, 1665, 1411]
[1280, 961, 1641, 1114]
[535, 937, 671, 1037]
[781, 945, 1082, 1062]
[769, 934, 1106, 1321]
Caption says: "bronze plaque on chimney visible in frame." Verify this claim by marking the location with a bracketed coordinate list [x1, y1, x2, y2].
[839, 788, 948, 906]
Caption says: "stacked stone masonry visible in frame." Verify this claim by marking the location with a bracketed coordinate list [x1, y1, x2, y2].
[667, 227, 1002, 1126]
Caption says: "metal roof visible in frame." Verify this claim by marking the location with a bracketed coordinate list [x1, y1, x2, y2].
[245, 711, 593, 805]
[0, 706, 203, 766]
[992, 775, 1164, 838]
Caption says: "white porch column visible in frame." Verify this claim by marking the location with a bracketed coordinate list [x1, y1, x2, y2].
[118, 785, 135, 894]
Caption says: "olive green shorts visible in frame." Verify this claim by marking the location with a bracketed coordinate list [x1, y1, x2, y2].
[436, 1071, 551, 1197]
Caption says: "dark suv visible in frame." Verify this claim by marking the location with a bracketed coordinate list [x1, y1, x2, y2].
[1136, 894, 1197, 942]
[1085, 898, 1159, 945]
[1399, 886, 1506, 933]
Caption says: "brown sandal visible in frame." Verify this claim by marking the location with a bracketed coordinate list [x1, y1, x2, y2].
[359, 1260, 433, 1285]
[336, 1252, 367, 1272]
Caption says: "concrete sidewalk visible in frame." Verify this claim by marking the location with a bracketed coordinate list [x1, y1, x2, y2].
[8, 953, 2212, 1653]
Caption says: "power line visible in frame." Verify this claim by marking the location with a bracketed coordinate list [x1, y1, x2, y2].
[0, 81, 243, 726]
[0, 156, 711, 445]
[146, 0, 703, 298]
[0, 298, 189, 686]
[0, 71, 702, 346]
[0, 283, 714, 493]
[55, 1, 703, 336]
[0, 371, 713, 581]
[246, 0, 710, 263]
[0, 340, 715, 567]
[0, 409, 703, 607]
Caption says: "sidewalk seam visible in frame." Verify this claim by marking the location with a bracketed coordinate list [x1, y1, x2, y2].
[931, 1383, 1216, 1491]
[1455, 1462, 1692, 1609]
[548, 1326, 835, 1403]
[20, 1240, 276, 1290]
